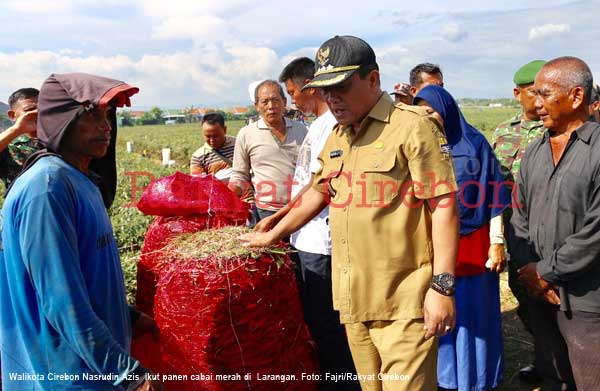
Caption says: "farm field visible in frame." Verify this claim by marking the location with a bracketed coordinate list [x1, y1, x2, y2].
[4, 106, 537, 390]
[112, 106, 539, 390]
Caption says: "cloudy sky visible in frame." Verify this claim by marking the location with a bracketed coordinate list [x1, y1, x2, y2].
[0, 0, 598, 108]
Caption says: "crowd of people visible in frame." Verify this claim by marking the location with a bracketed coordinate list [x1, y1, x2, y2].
[1, 34, 599, 391]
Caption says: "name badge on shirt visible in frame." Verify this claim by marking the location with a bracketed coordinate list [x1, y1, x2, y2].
[330, 149, 343, 159]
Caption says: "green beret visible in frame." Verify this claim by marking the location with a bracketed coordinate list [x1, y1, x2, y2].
[513, 60, 546, 86]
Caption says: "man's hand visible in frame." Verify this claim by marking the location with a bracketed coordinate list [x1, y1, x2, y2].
[134, 378, 163, 391]
[239, 231, 279, 248]
[255, 214, 281, 232]
[518, 262, 560, 305]
[423, 288, 456, 339]
[133, 312, 159, 340]
[12, 110, 38, 137]
[488, 244, 507, 273]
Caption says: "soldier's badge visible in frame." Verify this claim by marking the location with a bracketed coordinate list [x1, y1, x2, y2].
[374, 141, 385, 150]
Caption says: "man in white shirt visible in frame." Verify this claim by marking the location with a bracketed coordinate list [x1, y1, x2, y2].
[256, 57, 359, 390]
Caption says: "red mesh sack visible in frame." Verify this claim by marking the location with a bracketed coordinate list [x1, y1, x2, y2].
[137, 172, 249, 219]
[153, 227, 319, 391]
[136, 215, 243, 317]
[135, 173, 249, 317]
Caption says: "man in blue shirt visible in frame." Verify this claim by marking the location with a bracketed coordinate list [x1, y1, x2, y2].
[0, 73, 162, 390]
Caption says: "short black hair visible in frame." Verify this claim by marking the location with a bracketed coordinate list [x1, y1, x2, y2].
[8, 88, 39, 109]
[358, 63, 379, 79]
[202, 112, 225, 128]
[254, 80, 286, 103]
[409, 63, 443, 87]
[279, 57, 315, 86]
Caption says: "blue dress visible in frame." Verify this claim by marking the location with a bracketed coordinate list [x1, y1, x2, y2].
[437, 271, 504, 390]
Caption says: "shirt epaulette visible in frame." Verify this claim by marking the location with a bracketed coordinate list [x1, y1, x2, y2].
[393, 103, 430, 117]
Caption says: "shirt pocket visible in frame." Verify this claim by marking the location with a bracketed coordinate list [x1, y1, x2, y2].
[360, 152, 401, 204]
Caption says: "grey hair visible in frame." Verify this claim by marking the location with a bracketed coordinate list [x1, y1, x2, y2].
[254, 80, 285, 103]
[544, 56, 594, 104]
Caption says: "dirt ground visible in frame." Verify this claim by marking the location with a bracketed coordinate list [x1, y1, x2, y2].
[498, 272, 541, 391]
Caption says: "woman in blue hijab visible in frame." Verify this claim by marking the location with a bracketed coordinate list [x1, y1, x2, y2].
[414, 85, 511, 391]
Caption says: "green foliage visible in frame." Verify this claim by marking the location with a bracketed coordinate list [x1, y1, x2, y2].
[108, 143, 183, 252]
[458, 98, 519, 108]
[120, 251, 139, 305]
[462, 107, 519, 138]
[0, 111, 12, 130]
[136, 107, 165, 125]
[119, 120, 246, 162]
[117, 110, 135, 127]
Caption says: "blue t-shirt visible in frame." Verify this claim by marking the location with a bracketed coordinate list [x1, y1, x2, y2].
[0, 156, 140, 390]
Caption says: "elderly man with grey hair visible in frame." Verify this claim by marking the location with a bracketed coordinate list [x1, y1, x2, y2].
[510, 56, 600, 391]
[229, 80, 307, 224]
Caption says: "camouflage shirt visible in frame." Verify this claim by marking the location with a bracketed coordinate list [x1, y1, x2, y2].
[492, 112, 545, 183]
[0, 135, 41, 187]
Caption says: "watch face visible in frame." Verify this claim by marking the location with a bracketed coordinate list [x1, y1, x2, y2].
[438, 273, 455, 288]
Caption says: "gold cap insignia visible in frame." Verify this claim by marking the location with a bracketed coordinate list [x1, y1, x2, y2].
[317, 47, 330, 66]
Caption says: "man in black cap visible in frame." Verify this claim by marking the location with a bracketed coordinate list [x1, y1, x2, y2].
[242, 35, 459, 391]
[0, 73, 162, 391]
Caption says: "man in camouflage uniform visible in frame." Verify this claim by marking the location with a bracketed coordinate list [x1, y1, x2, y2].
[0, 88, 40, 189]
[492, 60, 546, 384]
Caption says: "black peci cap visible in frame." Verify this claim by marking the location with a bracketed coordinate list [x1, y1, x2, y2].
[303, 35, 377, 90]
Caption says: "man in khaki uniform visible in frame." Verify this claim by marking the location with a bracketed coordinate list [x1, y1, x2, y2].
[241, 35, 459, 391]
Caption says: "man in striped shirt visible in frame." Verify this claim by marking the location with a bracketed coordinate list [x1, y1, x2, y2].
[190, 112, 235, 180]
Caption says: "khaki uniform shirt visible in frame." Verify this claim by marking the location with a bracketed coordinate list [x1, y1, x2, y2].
[312, 93, 457, 323]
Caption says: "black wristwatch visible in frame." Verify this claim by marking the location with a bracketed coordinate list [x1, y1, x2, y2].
[431, 272, 456, 296]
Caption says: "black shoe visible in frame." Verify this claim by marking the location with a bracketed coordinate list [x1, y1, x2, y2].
[518, 364, 542, 384]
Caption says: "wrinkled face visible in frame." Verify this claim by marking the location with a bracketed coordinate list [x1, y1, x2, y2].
[412, 72, 444, 95]
[533, 69, 580, 130]
[284, 79, 314, 115]
[514, 84, 539, 120]
[321, 71, 378, 127]
[203, 122, 226, 149]
[255, 84, 286, 123]
[61, 106, 112, 160]
[8, 97, 38, 137]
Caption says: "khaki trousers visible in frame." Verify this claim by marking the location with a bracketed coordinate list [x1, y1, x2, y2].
[345, 318, 437, 391]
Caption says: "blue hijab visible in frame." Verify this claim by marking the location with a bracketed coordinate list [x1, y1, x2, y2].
[414, 85, 510, 235]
